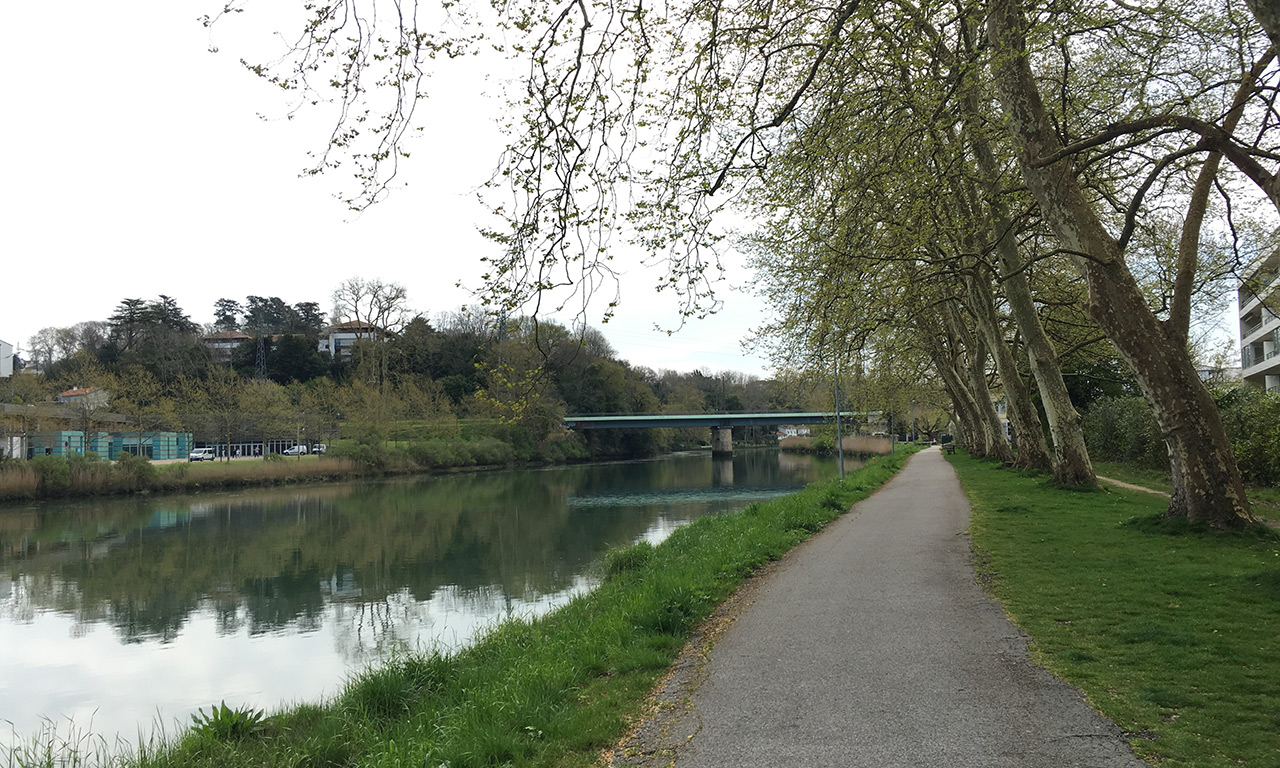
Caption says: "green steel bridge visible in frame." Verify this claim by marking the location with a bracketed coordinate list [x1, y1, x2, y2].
[562, 411, 873, 455]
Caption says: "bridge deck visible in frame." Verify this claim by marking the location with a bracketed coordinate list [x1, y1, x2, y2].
[563, 412, 864, 429]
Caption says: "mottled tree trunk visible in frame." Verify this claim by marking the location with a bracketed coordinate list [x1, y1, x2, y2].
[1245, 0, 1280, 51]
[932, 351, 988, 456]
[943, 302, 1017, 463]
[961, 96, 1096, 487]
[963, 269, 1053, 471]
[936, 377, 977, 453]
[987, 0, 1252, 527]
[924, 315, 990, 457]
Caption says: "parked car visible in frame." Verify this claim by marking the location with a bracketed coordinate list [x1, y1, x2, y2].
[311, 443, 328, 454]
[282, 445, 308, 456]
[188, 447, 216, 462]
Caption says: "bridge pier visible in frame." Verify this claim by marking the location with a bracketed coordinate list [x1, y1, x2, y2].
[711, 427, 733, 457]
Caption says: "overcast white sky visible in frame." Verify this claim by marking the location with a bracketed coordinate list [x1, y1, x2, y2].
[1, 2, 776, 378]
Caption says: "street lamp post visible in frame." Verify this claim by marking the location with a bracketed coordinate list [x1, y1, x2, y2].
[834, 360, 845, 482]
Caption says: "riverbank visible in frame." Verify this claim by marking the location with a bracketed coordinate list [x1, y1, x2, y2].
[0, 434, 592, 503]
[4, 449, 917, 768]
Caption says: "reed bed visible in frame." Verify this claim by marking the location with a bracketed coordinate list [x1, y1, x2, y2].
[0, 462, 37, 499]
[0, 455, 363, 502]
[778, 433, 893, 455]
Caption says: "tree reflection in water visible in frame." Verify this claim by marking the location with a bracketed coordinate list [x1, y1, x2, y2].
[0, 450, 847, 745]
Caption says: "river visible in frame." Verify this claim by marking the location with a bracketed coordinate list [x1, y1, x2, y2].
[0, 449, 850, 750]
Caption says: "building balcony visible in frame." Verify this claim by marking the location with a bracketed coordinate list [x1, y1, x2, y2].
[1242, 348, 1280, 380]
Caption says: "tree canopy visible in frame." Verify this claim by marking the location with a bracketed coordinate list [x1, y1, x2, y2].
[205, 0, 1280, 526]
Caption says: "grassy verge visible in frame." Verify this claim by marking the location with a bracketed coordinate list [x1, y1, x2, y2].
[949, 451, 1280, 767]
[7, 450, 917, 768]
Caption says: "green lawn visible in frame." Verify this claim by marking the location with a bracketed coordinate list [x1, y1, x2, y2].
[1091, 460, 1172, 492]
[950, 452, 1280, 767]
[1091, 460, 1280, 522]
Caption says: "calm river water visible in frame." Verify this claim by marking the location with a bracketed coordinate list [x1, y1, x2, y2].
[0, 450, 851, 749]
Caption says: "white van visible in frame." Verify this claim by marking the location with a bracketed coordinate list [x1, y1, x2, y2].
[188, 447, 216, 462]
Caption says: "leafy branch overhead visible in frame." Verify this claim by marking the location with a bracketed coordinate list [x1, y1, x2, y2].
[204, 1, 482, 211]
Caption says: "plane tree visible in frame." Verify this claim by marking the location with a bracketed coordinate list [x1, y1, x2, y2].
[736, 16, 1054, 469]
[984, 0, 1275, 526]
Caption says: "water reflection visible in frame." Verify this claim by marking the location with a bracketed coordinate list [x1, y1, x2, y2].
[0, 450, 850, 748]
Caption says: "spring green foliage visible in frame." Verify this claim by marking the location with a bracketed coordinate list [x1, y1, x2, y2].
[26, 455, 71, 493]
[1085, 386, 1280, 488]
[1080, 396, 1167, 471]
[1215, 385, 1280, 488]
[950, 451, 1280, 767]
[11, 298, 789, 489]
[4, 449, 914, 768]
[189, 703, 266, 742]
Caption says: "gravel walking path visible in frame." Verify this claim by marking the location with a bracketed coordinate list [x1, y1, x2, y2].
[612, 447, 1149, 767]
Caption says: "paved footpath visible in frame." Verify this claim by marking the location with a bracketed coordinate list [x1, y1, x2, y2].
[614, 447, 1149, 767]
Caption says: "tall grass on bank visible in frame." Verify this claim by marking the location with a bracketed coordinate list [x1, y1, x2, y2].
[778, 433, 893, 455]
[0, 431, 589, 503]
[328, 432, 586, 474]
[6, 449, 916, 768]
[0, 454, 364, 502]
[949, 451, 1280, 767]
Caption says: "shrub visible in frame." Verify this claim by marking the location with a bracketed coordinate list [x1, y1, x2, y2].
[28, 455, 71, 494]
[1216, 385, 1280, 486]
[1081, 396, 1166, 471]
[330, 441, 387, 470]
[468, 437, 514, 466]
[114, 452, 157, 489]
[406, 439, 457, 468]
[1085, 388, 1280, 487]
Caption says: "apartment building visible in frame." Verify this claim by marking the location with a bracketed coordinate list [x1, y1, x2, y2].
[1239, 248, 1280, 391]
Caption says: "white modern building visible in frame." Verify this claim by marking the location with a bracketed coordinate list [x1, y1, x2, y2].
[0, 338, 12, 378]
[317, 320, 392, 358]
[1239, 248, 1280, 391]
